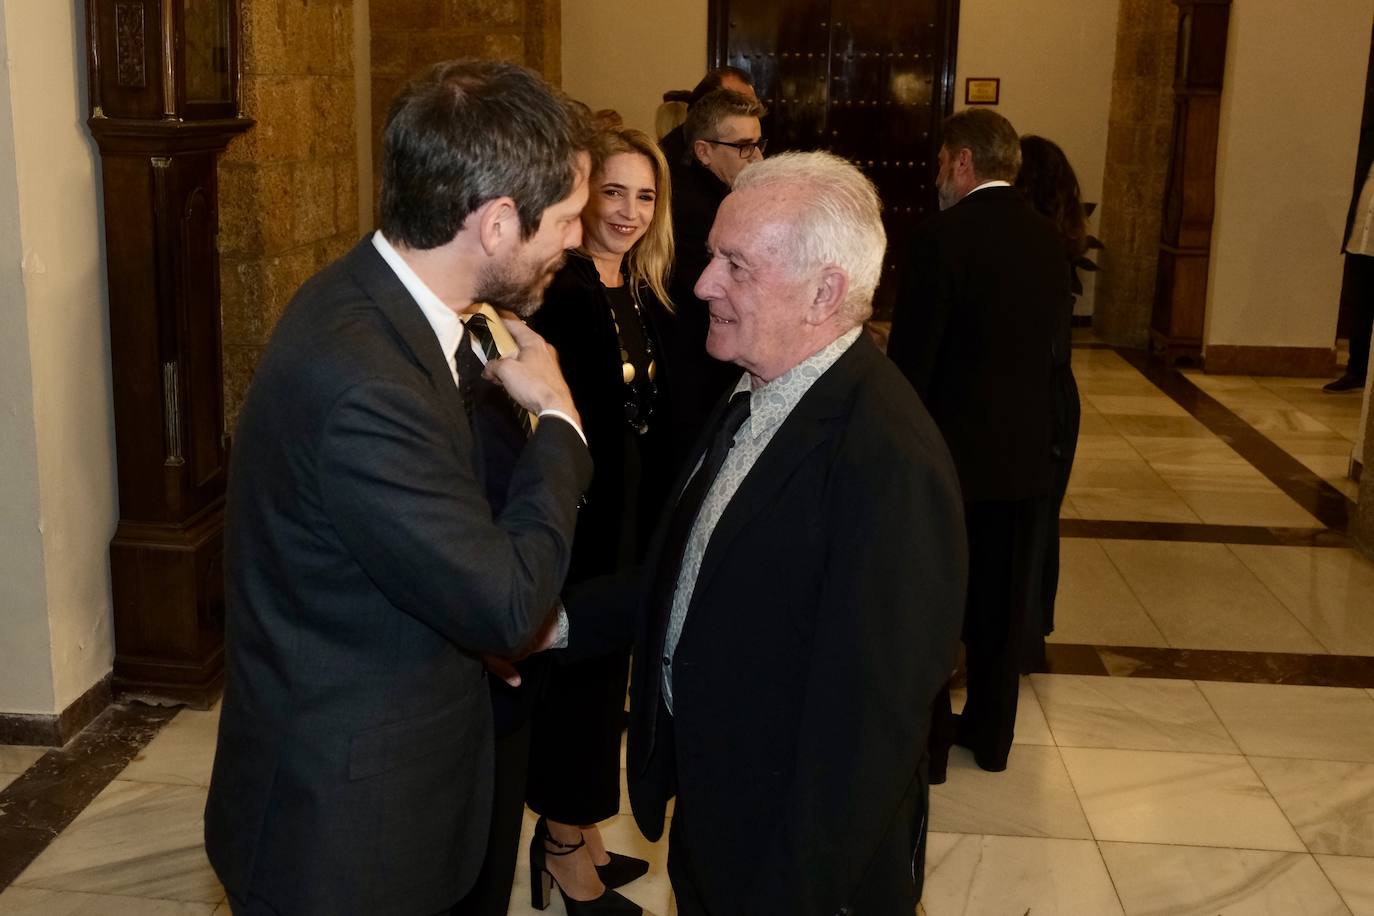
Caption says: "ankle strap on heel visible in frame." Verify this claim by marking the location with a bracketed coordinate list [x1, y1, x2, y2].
[539, 824, 586, 856]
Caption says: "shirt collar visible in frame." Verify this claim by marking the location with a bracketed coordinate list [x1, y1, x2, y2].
[732, 326, 863, 440]
[372, 230, 465, 376]
[966, 179, 1012, 198]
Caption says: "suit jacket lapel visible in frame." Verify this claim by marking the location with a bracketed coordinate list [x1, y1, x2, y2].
[344, 239, 472, 436]
[687, 335, 878, 614]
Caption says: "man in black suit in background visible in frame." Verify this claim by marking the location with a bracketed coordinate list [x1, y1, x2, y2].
[667, 88, 768, 458]
[572, 152, 966, 915]
[657, 66, 756, 169]
[888, 108, 1068, 780]
[204, 61, 594, 915]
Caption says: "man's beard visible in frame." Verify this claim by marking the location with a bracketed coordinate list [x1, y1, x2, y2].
[475, 250, 567, 317]
[936, 176, 957, 211]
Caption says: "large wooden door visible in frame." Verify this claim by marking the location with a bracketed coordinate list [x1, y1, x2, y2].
[708, 0, 960, 318]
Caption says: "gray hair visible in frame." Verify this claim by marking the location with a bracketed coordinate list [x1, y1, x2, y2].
[683, 89, 767, 146]
[731, 151, 886, 324]
[941, 108, 1021, 182]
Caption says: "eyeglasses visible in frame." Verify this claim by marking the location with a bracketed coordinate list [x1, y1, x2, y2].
[706, 138, 768, 159]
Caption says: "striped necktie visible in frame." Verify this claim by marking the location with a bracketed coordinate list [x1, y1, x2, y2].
[461, 313, 533, 438]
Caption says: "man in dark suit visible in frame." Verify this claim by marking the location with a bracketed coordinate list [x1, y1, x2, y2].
[666, 89, 768, 463]
[887, 108, 1068, 779]
[574, 151, 966, 915]
[657, 66, 755, 169]
[204, 61, 594, 916]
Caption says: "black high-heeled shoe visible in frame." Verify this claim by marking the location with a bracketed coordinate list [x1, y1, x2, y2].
[595, 850, 650, 889]
[529, 816, 643, 915]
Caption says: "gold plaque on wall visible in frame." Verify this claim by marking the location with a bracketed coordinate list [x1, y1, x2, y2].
[965, 78, 1000, 105]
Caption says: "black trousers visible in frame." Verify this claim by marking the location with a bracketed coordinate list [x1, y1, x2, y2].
[1024, 367, 1080, 673]
[932, 496, 1049, 771]
[526, 650, 630, 825]
[449, 718, 533, 916]
[1342, 253, 1374, 379]
[667, 809, 713, 916]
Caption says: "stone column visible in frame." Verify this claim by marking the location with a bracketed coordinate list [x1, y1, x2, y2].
[369, 0, 562, 206]
[1092, 0, 1178, 348]
[219, 0, 360, 425]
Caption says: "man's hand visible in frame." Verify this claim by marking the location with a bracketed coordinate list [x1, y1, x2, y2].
[481, 654, 523, 688]
[484, 318, 582, 424]
[479, 606, 565, 688]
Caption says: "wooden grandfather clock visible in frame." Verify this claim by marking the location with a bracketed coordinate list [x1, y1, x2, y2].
[1151, 0, 1231, 365]
[86, 0, 252, 706]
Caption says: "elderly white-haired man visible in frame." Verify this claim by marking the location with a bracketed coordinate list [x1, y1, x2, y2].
[569, 151, 967, 915]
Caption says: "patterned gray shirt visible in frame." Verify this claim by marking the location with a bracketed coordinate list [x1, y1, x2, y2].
[661, 326, 864, 712]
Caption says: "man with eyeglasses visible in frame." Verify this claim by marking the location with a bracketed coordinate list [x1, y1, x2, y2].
[668, 88, 769, 460]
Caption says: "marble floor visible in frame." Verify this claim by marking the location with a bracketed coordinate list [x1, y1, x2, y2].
[1183, 371, 1366, 501]
[0, 339, 1372, 915]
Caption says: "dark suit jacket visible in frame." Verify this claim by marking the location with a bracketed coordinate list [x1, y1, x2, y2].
[572, 334, 966, 915]
[667, 158, 741, 461]
[887, 186, 1067, 503]
[658, 122, 690, 169]
[1344, 125, 1374, 250]
[464, 339, 548, 737]
[204, 238, 592, 915]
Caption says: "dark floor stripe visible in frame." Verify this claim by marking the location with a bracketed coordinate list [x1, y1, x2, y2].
[1114, 349, 1354, 532]
[0, 703, 176, 889]
[1070, 341, 1115, 350]
[1042, 643, 1111, 676]
[1060, 518, 1349, 547]
[1049, 644, 1374, 689]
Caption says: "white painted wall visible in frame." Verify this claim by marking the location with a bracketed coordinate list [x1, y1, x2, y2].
[0, 0, 117, 714]
[1206, 0, 1374, 351]
[954, 0, 1121, 316]
[561, 0, 708, 135]
[0, 2, 57, 715]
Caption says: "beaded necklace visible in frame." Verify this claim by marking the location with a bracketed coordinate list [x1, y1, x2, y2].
[607, 282, 658, 435]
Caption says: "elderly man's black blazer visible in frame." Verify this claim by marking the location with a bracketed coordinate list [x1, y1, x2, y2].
[887, 186, 1067, 502]
[204, 238, 591, 915]
[571, 334, 967, 915]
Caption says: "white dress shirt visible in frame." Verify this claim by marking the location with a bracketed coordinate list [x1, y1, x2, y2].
[966, 179, 1012, 198]
[370, 231, 583, 443]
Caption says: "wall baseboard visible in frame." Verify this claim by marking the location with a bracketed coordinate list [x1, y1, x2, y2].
[1202, 345, 1337, 377]
[0, 674, 112, 747]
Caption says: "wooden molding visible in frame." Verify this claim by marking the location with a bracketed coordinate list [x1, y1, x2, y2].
[0, 675, 112, 748]
[1202, 344, 1338, 377]
[1151, 0, 1232, 365]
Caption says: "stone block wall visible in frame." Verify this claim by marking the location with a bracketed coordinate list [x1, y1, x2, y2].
[219, 0, 360, 425]
[1092, 0, 1178, 348]
[213, 0, 560, 426]
[369, 0, 561, 208]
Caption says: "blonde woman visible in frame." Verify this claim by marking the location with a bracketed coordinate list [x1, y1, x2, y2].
[525, 124, 676, 915]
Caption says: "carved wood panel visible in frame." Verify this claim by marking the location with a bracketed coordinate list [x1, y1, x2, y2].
[709, 0, 960, 318]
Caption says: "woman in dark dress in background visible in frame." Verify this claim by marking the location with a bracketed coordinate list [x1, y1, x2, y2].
[525, 124, 676, 916]
[1015, 135, 1086, 672]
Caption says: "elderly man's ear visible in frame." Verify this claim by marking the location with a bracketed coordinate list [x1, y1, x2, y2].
[805, 267, 849, 326]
